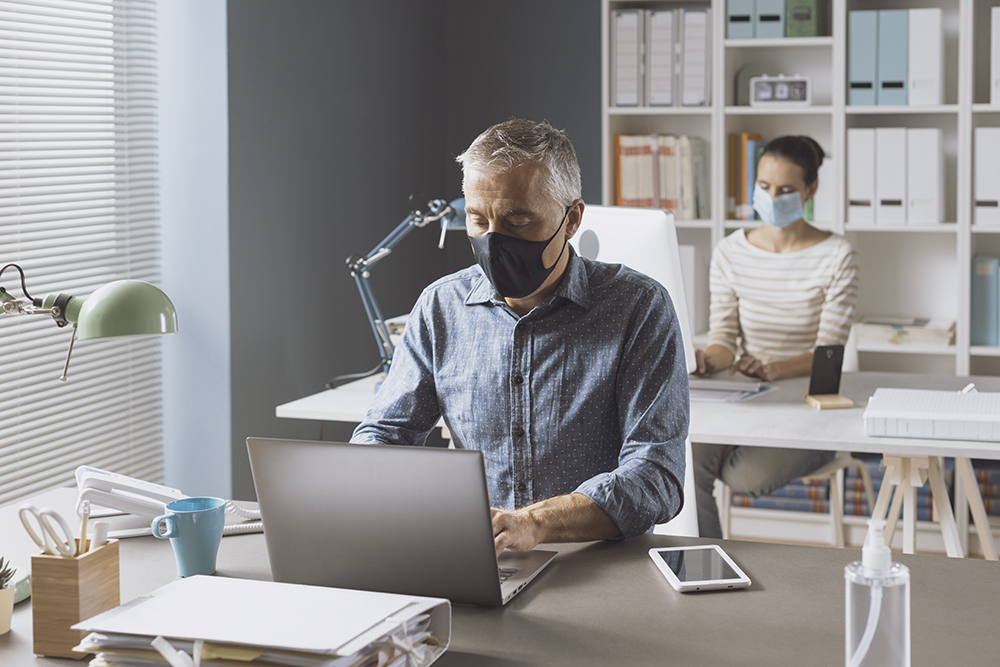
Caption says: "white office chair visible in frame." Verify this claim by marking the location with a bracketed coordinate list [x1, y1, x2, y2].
[718, 451, 876, 548]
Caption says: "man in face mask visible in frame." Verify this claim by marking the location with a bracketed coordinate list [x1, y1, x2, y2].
[353, 119, 689, 556]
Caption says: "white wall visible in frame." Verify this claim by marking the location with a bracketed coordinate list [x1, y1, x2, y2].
[158, 0, 232, 498]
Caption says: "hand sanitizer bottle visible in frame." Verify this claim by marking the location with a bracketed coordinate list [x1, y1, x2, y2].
[844, 519, 910, 667]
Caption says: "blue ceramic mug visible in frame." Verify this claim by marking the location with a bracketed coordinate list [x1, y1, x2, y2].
[152, 497, 226, 577]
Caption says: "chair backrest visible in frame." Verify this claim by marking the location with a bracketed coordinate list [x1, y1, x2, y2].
[571, 205, 697, 375]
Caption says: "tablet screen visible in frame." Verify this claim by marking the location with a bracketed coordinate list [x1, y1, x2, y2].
[655, 547, 739, 582]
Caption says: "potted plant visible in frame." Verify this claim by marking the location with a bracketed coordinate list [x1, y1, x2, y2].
[0, 557, 14, 635]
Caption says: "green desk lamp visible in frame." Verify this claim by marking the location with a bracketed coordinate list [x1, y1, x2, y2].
[0, 263, 178, 381]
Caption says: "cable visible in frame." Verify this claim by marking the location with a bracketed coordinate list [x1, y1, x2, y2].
[325, 360, 383, 389]
[222, 500, 263, 536]
[0, 263, 35, 302]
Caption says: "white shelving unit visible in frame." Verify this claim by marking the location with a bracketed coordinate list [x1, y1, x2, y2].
[601, 0, 1000, 377]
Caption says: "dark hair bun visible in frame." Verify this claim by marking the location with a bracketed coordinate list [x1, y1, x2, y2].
[760, 135, 825, 186]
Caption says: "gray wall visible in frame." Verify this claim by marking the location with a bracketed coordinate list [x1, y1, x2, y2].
[227, 0, 601, 499]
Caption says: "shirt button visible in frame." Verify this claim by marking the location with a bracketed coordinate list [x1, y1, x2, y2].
[513, 375, 524, 385]
[517, 482, 527, 492]
[513, 426, 525, 438]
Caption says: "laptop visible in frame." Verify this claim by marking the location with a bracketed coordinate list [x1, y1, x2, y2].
[246, 437, 556, 606]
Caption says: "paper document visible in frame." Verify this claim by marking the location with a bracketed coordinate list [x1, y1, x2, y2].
[690, 385, 777, 403]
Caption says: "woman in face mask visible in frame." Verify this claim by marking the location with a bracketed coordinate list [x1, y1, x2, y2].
[690, 135, 860, 539]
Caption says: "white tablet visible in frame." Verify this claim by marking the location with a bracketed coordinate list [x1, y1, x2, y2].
[649, 545, 751, 592]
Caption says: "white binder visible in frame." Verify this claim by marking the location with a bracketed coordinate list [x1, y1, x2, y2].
[908, 8, 942, 107]
[864, 388, 1000, 442]
[847, 128, 876, 225]
[993, 8, 1000, 106]
[680, 8, 711, 107]
[646, 9, 675, 106]
[875, 127, 906, 225]
[812, 156, 834, 225]
[906, 127, 943, 225]
[975, 127, 1000, 225]
[611, 10, 643, 107]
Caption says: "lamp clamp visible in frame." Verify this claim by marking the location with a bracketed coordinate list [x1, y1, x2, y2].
[52, 293, 75, 328]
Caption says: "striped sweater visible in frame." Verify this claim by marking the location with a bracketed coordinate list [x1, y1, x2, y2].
[707, 229, 859, 364]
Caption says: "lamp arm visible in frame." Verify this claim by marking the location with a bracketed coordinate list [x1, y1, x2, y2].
[345, 199, 455, 376]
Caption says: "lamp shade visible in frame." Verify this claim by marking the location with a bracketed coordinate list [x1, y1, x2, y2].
[76, 280, 178, 341]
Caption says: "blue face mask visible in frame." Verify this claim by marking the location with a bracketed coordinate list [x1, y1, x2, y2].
[752, 184, 805, 228]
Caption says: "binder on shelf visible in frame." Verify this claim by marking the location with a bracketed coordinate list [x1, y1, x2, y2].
[727, 0, 755, 39]
[738, 132, 762, 220]
[906, 128, 943, 225]
[727, 133, 739, 218]
[875, 127, 906, 225]
[611, 10, 642, 107]
[755, 0, 785, 39]
[679, 135, 696, 219]
[971, 257, 1000, 347]
[659, 134, 680, 212]
[908, 8, 942, 107]
[975, 127, 1000, 225]
[847, 128, 875, 224]
[646, 9, 675, 106]
[689, 136, 711, 219]
[785, 0, 824, 38]
[744, 138, 763, 221]
[877, 10, 908, 105]
[848, 11, 877, 106]
[680, 8, 711, 106]
[993, 8, 1000, 106]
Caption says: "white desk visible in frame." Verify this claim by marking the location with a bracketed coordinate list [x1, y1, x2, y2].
[277, 371, 1000, 559]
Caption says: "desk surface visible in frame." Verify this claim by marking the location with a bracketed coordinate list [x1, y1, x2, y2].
[278, 371, 1000, 459]
[3, 489, 1000, 666]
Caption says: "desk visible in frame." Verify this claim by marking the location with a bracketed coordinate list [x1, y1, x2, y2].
[277, 371, 1000, 559]
[3, 488, 1000, 666]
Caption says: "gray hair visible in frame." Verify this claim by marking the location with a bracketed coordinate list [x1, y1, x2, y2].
[456, 119, 582, 207]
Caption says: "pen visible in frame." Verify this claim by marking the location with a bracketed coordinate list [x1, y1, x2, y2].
[79, 500, 90, 556]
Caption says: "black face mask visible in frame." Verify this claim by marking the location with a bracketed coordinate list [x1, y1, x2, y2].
[468, 207, 570, 299]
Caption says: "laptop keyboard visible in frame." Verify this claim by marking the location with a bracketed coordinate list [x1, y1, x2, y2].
[498, 567, 518, 583]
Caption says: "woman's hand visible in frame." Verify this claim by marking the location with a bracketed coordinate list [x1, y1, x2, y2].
[730, 354, 777, 381]
[694, 347, 734, 376]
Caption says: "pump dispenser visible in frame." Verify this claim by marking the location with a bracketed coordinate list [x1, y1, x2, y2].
[845, 519, 910, 667]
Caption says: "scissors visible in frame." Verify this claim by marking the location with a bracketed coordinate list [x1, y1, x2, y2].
[18, 504, 77, 557]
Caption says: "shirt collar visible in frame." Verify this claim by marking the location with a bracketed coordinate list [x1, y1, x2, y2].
[465, 245, 591, 311]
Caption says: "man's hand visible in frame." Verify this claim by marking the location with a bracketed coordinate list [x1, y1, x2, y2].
[490, 493, 621, 557]
[491, 508, 542, 556]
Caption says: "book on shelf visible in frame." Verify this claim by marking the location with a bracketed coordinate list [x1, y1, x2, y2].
[731, 493, 828, 513]
[614, 133, 709, 219]
[728, 132, 762, 220]
[852, 316, 956, 347]
[971, 256, 999, 346]
[845, 503, 933, 523]
[767, 484, 829, 500]
[972, 460, 1000, 485]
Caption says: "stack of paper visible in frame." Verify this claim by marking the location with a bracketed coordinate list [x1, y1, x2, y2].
[72, 576, 450, 667]
[852, 316, 955, 347]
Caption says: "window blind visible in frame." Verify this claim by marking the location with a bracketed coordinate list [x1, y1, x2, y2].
[0, 0, 163, 507]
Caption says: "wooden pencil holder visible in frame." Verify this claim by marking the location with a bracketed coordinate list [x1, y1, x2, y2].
[30, 538, 120, 659]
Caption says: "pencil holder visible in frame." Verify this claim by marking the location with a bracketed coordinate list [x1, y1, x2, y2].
[30, 538, 120, 659]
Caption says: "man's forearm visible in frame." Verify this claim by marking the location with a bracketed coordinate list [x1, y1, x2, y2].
[492, 492, 621, 554]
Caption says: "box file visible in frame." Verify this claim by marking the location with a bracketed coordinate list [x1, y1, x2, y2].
[993, 8, 1000, 106]
[864, 388, 1000, 443]
[611, 10, 642, 107]
[908, 8, 942, 107]
[785, 0, 824, 38]
[877, 10, 908, 105]
[755, 0, 785, 39]
[875, 127, 906, 225]
[727, 0, 755, 39]
[848, 11, 878, 106]
[646, 10, 675, 106]
[906, 128, 943, 225]
[847, 128, 875, 224]
[971, 257, 1000, 347]
[811, 156, 834, 223]
[975, 127, 1000, 225]
[680, 8, 711, 106]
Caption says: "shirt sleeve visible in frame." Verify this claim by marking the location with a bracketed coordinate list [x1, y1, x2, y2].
[571, 283, 690, 538]
[815, 240, 859, 347]
[351, 289, 442, 446]
[706, 242, 740, 356]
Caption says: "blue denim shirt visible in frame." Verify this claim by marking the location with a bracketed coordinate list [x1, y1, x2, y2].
[352, 248, 689, 538]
